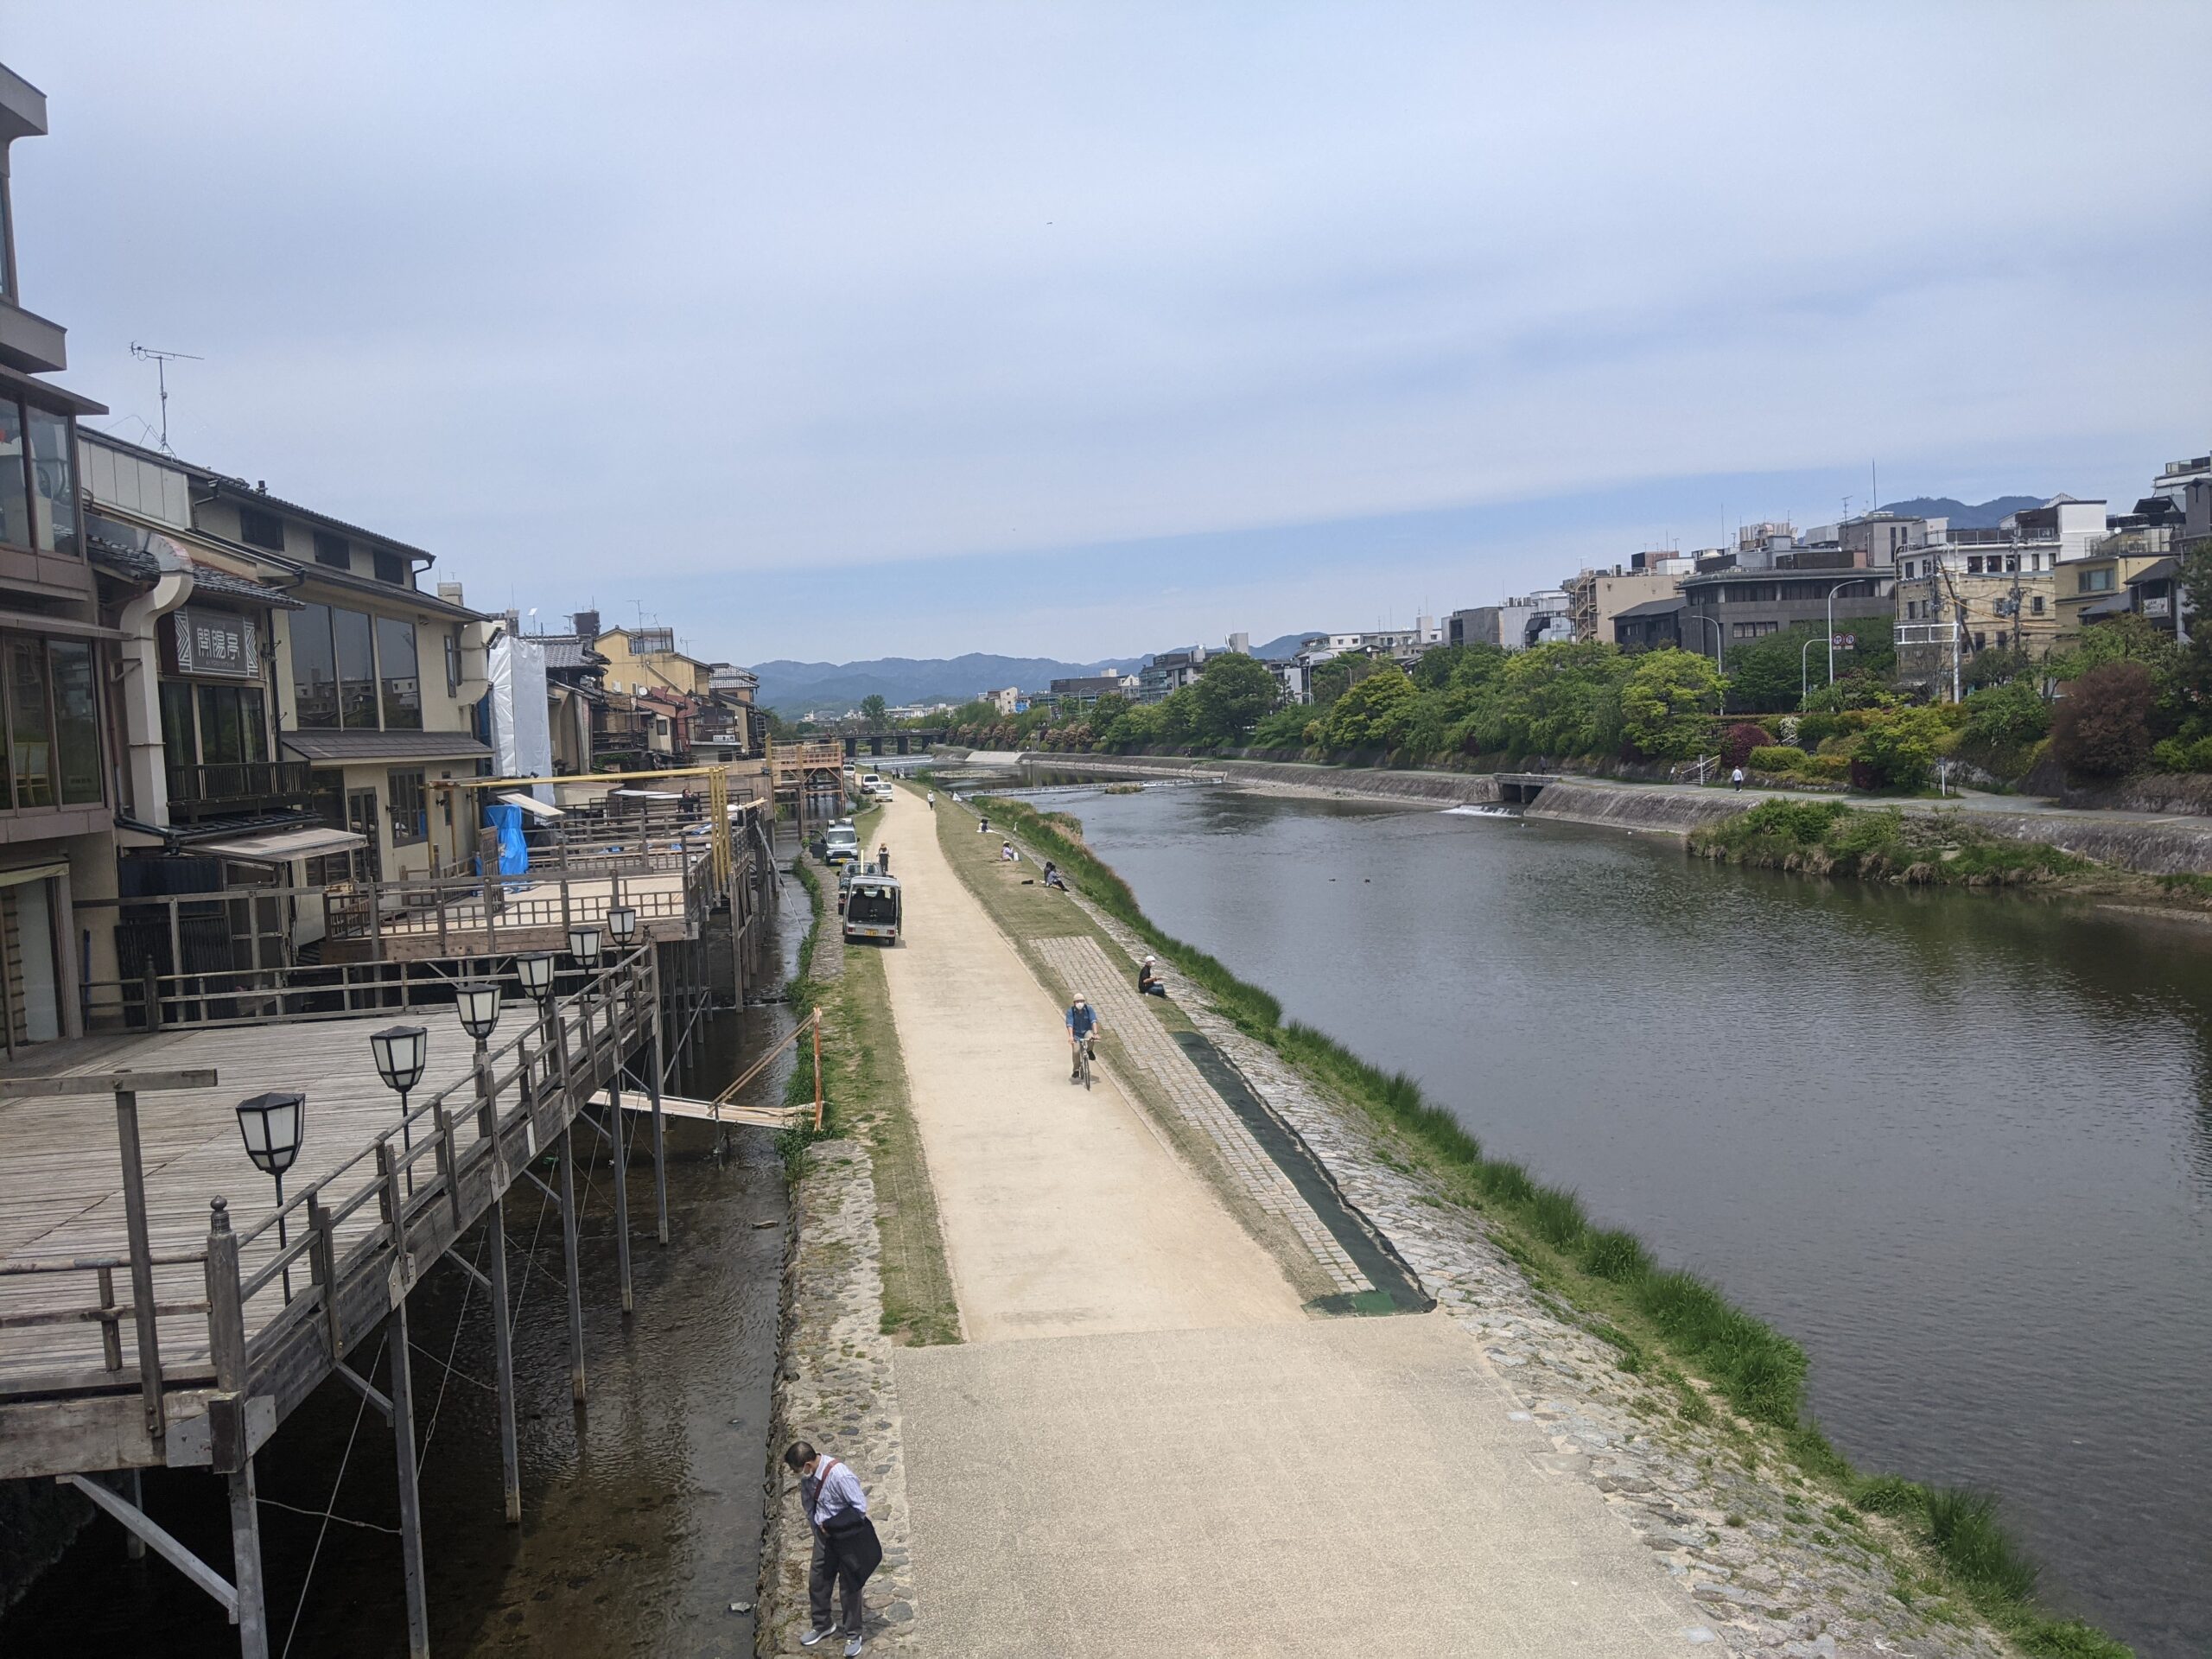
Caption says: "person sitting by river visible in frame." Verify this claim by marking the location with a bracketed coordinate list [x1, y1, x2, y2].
[1041, 860, 1068, 892]
[977, 814, 990, 835]
[1137, 956, 1166, 997]
[1001, 840, 1020, 863]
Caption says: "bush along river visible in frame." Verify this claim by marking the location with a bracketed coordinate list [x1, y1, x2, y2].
[0, 899, 804, 1659]
[1015, 781, 2209, 1659]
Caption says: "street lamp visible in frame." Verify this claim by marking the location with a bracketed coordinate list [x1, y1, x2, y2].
[1802, 635, 1819, 707]
[371, 1025, 429, 1193]
[1687, 612, 1726, 715]
[454, 981, 503, 1044]
[515, 950, 556, 1002]
[1827, 579, 1872, 687]
[235, 1091, 306, 1300]
[569, 922, 602, 971]
[607, 905, 639, 950]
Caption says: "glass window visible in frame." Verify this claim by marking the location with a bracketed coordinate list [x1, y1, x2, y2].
[333, 606, 378, 728]
[313, 531, 350, 569]
[240, 686, 269, 763]
[48, 641, 100, 804]
[7, 639, 52, 809]
[377, 616, 422, 729]
[291, 604, 339, 729]
[0, 400, 27, 550]
[388, 767, 427, 846]
[27, 409, 76, 558]
[238, 505, 285, 551]
[372, 549, 407, 585]
[197, 683, 245, 766]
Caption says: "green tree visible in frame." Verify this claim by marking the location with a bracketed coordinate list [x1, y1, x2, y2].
[1721, 626, 1821, 715]
[1306, 651, 1366, 709]
[1189, 652, 1279, 742]
[1962, 680, 2050, 747]
[860, 693, 888, 732]
[1250, 704, 1313, 748]
[1409, 644, 1470, 690]
[2050, 660, 2157, 778]
[1853, 706, 1947, 790]
[1618, 648, 1725, 760]
[1316, 664, 1417, 751]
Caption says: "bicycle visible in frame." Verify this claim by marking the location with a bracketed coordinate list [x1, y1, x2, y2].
[1071, 1036, 1094, 1090]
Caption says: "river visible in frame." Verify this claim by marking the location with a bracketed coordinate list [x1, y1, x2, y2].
[0, 896, 802, 1658]
[1037, 781, 2209, 1658]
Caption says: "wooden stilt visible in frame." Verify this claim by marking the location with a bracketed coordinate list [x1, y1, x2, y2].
[387, 1292, 431, 1659]
[648, 995, 670, 1246]
[124, 1468, 145, 1561]
[227, 1462, 269, 1659]
[557, 1124, 587, 1406]
[607, 1069, 633, 1316]
[485, 1197, 521, 1525]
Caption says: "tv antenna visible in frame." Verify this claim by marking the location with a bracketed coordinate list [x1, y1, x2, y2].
[129, 343, 201, 454]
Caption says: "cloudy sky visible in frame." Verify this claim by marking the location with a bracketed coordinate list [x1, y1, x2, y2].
[12, 3, 2209, 664]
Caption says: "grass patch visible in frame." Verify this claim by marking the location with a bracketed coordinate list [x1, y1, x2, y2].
[1691, 799, 2092, 887]
[971, 787, 2133, 1656]
[781, 851, 961, 1344]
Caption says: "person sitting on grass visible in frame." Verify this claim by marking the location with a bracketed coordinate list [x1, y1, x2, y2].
[1041, 860, 1068, 892]
[1001, 841, 1020, 863]
[1137, 956, 1166, 997]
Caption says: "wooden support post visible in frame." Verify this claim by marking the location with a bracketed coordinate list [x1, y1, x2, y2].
[386, 1289, 432, 1659]
[812, 1008, 824, 1131]
[207, 1199, 269, 1659]
[432, 1098, 461, 1228]
[607, 1065, 632, 1315]
[485, 1196, 521, 1525]
[648, 990, 670, 1247]
[113, 1086, 166, 1439]
[556, 1124, 586, 1406]
[124, 1468, 146, 1561]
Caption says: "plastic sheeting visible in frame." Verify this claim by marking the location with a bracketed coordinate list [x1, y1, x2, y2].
[486, 633, 553, 804]
[486, 802, 530, 876]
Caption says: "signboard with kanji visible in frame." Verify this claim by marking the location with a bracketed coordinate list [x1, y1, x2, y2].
[171, 608, 259, 679]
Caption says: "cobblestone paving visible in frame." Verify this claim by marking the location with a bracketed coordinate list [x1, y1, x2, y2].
[760, 1141, 918, 1656]
[1062, 892, 2013, 1659]
[1029, 933, 1370, 1298]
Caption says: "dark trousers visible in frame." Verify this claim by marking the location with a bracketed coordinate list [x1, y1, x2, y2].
[810, 1533, 865, 1637]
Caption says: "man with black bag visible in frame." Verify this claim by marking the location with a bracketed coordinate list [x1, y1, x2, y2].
[785, 1440, 880, 1656]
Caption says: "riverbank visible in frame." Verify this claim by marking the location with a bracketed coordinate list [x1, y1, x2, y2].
[969, 788, 2133, 1658]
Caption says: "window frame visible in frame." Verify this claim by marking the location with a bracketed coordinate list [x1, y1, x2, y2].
[0, 632, 105, 814]
[388, 767, 428, 848]
[237, 504, 286, 551]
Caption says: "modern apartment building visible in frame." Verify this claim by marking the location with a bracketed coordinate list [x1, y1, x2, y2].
[1565, 567, 1683, 643]
[1891, 499, 2101, 690]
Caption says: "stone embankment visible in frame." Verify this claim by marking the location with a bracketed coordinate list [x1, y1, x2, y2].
[1014, 751, 2212, 875]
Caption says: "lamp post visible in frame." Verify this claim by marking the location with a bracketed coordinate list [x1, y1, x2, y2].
[1801, 634, 1818, 707]
[517, 950, 557, 1051]
[455, 979, 502, 1065]
[568, 922, 603, 1002]
[372, 1025, 429, 1195]
[234, 1091, 306, 1300]
[1688, 612, 1726, 715]
[1827, 578, 1872, 687]
[607, 905, 639, 953]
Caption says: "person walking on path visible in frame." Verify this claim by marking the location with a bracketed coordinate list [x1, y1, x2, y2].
[785, 1440, 880, 1656]
[1730, 765, 1745, 791]
[877, 842, 891, 873]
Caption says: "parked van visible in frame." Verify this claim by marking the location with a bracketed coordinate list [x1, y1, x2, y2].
[844, 873, 902, 944]
[822, 823, 861, 866]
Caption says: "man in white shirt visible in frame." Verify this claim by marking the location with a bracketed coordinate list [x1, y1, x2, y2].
[785, 1440, 873, 1656]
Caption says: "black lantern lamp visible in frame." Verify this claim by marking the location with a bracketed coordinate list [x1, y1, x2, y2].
[371, 1024, 429, 1191]
[569, 922, 602, 965]
[515, 950, 556, 1001]
[235, 1090, 306, 1300]
[454, 981, 503, 1044]
[607, 905, 639, 950]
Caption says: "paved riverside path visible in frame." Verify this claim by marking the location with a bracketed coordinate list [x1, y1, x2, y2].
[870, 787, 1699, 1656]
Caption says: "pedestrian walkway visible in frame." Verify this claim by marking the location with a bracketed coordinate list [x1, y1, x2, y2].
[871, 786, 1704, 1656]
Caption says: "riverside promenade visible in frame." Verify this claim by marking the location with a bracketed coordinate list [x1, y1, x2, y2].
[866, 786, 1705, 1656]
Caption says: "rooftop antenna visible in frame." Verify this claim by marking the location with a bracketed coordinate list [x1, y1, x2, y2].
[129, 342, 201, 454]
[1872, 460, 1879, 514]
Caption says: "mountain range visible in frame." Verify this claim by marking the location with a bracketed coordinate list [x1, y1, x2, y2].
[753, 653, 1146, 714]
[1878, 495, 2045, 530]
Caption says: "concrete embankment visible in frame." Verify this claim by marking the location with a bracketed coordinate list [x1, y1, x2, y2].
[1521, 779, 1750, 834]
[1020, 751, 1503, 807]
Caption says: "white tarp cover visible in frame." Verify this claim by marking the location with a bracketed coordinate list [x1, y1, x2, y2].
[487, 634, 554, 804]
[498, 791, 564, 820]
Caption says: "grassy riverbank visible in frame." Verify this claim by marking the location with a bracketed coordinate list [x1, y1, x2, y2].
[1692, 799, 2094, 886]
[969, 789, 2130, 1658]
[782, 826, 962, 1345]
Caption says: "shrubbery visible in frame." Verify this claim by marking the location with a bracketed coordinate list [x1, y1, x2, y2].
[2050, 660, 2157, 779]
[1746, 744, 1804, 772]
[1719, 722, 1775, 767]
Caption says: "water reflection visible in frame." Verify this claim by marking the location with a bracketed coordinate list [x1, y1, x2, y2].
[1051, 785, 2211, 1658]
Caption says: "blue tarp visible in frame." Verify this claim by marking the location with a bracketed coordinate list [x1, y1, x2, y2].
[486, 803, 530, 877]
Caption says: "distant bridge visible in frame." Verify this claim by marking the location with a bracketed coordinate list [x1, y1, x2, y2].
[1493, 772, 1554, 804]
[842, 730, 948, 758]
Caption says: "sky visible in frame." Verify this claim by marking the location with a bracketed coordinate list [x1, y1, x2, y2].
[10, 2, 2210, 665]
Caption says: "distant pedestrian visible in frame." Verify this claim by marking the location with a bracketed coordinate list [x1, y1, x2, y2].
[785, 1440, 880, 1656]
[878, 842, 890, 873]
[1042, 859, 1068, 891]
[1730, 766, 1745, 791]
[978, 815, 990, 835]
[927, 791, 936, 810]
[1001, 841, 1019, 863]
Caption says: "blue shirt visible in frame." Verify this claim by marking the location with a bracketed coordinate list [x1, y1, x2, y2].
[1065, 1004, 1098, 1038]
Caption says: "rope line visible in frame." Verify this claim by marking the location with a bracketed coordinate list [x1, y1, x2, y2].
[257, 1495, 401, 1537]
[278, 1332, 387, 1659]
[416, 1227, 488, 1473]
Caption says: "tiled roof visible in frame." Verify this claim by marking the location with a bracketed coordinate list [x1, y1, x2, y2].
[87, 533, 307, 609]
[282, 730, 492, 764]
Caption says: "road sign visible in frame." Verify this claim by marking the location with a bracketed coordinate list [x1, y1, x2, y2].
[1831, 632, 1856, 650]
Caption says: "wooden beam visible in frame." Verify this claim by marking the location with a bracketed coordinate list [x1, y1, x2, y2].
[0, 1068, 219, 1097]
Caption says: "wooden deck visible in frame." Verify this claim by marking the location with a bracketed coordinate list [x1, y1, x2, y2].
[0, 954, 660, 1481]
[352, 867, 696, 962]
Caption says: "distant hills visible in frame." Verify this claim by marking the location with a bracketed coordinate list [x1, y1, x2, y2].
[753, 652, 1146, 715]
[1879, 495, 2044, 530]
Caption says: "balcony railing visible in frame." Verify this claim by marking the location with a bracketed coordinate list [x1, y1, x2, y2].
[163, 760, 315, 823]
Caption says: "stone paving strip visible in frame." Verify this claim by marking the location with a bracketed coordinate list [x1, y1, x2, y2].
[1029, 932, 1371, 1300]
[1064, 885, 2014, 1659]
[760, 1139, 918, 1656]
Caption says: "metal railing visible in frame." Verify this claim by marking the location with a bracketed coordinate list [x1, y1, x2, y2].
[164, 760, 316, 822]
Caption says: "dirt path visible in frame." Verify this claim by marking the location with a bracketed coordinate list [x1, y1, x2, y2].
[866, 785, 1698, 1656]
[873, 785, 1304, 1341]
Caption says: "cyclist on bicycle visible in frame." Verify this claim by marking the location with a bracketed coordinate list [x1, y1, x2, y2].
[1065, 994, 1100, 1081]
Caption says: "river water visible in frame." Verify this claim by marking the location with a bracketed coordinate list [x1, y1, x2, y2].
[1041, 782, 2209, 1658]
[0, 899, 801, 1658]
